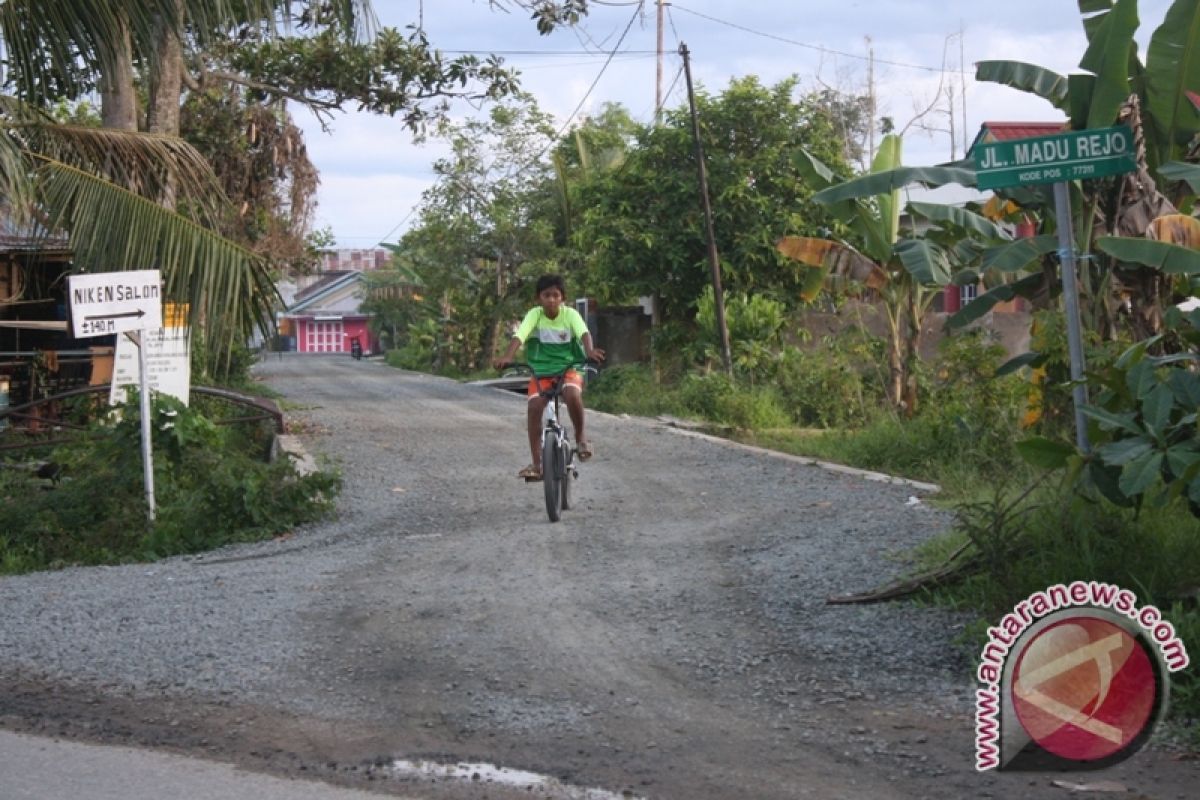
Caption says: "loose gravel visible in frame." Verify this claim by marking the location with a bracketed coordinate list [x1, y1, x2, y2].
[1, 354, 1195, 799]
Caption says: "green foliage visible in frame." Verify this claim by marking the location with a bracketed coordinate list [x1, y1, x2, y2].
[927, 486, 1200, 725]
[773, 338, 877, 429]
[678, 372, 791, 431]
[0, 395, 339, 574]
[927, 331, 1030, 467]
[386, 318, 441, 372]
[1074, 309, 1200, 514]
[693, 287, 787, 380]
[586, 364, 683, 418]
[575, 77, 855, 317]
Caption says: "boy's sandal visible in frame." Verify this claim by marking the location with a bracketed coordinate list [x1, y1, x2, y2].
[576, 440, 594, 461]
[518, 464, 542, 481]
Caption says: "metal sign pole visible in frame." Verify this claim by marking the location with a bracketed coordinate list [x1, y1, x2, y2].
[1051, 181, 1091, 453]
[130, 331, 157, 522]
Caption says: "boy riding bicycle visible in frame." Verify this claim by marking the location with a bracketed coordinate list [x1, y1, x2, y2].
[494, 274, 605, 480]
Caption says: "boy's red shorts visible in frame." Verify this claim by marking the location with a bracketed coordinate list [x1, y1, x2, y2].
[527, 370, 583, 398]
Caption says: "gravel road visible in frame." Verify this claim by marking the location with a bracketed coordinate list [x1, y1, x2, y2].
[1, 354, 1196, 799]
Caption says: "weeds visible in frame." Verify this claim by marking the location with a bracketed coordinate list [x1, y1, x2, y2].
[0, 394, 339, 574]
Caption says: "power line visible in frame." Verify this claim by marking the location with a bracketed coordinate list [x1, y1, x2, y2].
[671, 4, 948, 73]
[545, 3, 643, 147]
[440, 48, 656, 56]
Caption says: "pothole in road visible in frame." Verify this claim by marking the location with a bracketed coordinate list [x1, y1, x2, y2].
[386, 758, 643, 799]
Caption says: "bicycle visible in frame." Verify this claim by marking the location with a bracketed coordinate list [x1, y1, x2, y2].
[502, 361, 599, 522]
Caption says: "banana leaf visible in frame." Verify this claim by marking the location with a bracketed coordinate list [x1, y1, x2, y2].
[1068, 73, 1097, 130]
[895, 238, 952, 286]
[1146, 0, 1200, 163]
[37, 159, 278, 375]
[974, 61, 1069, 110]
[792, 148, 843, 192]
[1079, 0, 1116, 40]
[1078, 0, 1139, 130]
[793, 148, 856, 221]
[907, 201, 1008, 240]
[1147, 214, 1200, 247]
[1159, 160, 1200, 192]
[1096, 235, 1200, 274]
[981, 234, 1059, 272]
[810, 164, 976, 205]
[873, 134, 904, 249]
[947, 273, 1045, 329]
[776, 236, 887, 300]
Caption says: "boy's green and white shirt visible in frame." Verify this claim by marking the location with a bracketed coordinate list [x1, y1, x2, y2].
[515, 306, 588, 376]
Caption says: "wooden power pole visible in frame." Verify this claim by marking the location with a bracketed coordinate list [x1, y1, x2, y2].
[655, 0, 665, 124]
[679, 42, 733, 378]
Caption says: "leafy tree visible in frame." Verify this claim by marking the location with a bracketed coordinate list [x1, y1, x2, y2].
[0, 0, 590, 375]
[574, 76, 851, 320]
[395, 93, 563, 370]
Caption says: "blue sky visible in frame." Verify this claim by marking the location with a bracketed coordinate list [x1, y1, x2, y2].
[296, 0, 1176, 248]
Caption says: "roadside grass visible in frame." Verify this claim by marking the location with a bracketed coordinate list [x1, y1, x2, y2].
[916, 488, 1200, 735]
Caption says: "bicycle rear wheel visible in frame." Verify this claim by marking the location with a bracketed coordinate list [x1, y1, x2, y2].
[542, 430, 563, 522]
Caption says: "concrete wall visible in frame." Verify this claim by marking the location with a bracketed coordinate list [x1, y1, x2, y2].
[593, 307, 651, 366]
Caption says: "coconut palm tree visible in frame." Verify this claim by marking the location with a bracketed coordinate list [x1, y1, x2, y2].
[0, 1, 353, 374]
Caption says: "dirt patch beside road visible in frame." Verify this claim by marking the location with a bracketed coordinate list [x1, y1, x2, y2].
[1, 355, 1196, 799]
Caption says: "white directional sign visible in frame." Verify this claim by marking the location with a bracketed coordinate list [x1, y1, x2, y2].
[68, 270, 163, 338]
[110, 325, 192, 407]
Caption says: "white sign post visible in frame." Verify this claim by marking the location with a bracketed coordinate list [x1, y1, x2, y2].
[67, 270, 163, 337]
[68, 270, 163, 523]
[110, 324, 191, 407]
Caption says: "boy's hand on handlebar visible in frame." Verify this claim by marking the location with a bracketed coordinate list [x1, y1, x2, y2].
[493, 357, 514, 370]
[587, 347, 606, 363]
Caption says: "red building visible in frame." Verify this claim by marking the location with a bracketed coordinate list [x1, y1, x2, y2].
[282, 271, 378, 354]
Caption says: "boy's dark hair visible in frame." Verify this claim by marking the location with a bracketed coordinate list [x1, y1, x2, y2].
[535, 274, 565, 297]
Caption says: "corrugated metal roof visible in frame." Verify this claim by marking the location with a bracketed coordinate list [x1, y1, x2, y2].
[293, 270, 354, 304]
[977, 121, 1069, 142]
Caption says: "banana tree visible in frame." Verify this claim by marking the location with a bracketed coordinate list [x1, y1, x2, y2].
[975, 0, 1200, 341]
[776, 134, 981, 413]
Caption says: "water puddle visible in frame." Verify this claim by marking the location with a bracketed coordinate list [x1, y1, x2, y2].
[388, 758, 642, 799]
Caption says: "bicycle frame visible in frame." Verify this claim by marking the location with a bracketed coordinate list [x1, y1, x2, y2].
[504, 361, 597, 522]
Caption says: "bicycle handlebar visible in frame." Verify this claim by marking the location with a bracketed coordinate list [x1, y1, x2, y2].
[500, 360, 600, 378]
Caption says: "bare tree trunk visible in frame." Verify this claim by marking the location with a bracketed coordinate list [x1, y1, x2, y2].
[147, 0, 184, 137]
[99, 15, 138, 131]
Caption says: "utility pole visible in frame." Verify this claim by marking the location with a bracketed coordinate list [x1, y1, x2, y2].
[655, 0, 665, 124]
[866, 36, 876, 165]
[959, 24, 969, 157]
[679, 42, 733, 378]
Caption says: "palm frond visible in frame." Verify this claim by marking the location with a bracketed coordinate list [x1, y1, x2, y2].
[36, 156, 279, 374]
[8, 113, 230, 228]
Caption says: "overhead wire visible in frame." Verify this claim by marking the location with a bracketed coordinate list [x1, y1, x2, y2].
[670, 3, 948, 73]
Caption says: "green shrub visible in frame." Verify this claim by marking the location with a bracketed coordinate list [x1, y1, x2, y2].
[678, 372, 790, 430]
[0, 395, 339, 574]
[587, 364, 681, 418]
[930, 486, 1200, 727]
[774, 344, 869, 428]
[923, 330, 1028, 470]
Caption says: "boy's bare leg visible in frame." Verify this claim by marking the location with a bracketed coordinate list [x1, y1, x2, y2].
[527, 396, 547, 470]
[564, 386, 587, 449]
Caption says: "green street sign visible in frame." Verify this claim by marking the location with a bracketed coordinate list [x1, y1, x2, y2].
[974, 125, 1136, 190]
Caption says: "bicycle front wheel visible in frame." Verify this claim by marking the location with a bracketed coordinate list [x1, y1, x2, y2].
[560, 440, 573, 510]
[542, 430, 563, 522]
